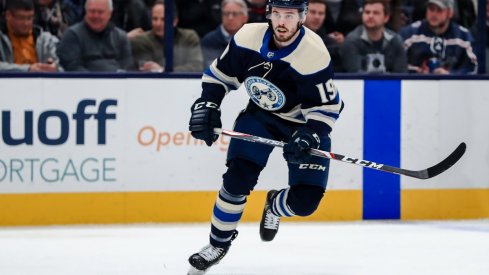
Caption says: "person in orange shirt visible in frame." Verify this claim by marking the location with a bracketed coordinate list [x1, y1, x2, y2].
[0, 0, 60, 72]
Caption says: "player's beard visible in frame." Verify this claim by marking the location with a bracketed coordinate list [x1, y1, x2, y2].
[273, 25, 298, 42]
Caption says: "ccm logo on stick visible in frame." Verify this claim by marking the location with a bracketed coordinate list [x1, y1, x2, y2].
[1, 99, 117, 145]
[342, 157, 384, 169]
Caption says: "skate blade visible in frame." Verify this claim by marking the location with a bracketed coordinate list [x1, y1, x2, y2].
[188, 265, 208, 275]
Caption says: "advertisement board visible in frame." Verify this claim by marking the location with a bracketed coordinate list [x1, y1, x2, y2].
[1, 77, 487, 224]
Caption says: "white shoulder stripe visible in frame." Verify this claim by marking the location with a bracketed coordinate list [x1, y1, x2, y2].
[209, 65, 241, 88]
[233, 23, 268, 52]
[282, 28, 331, 75]
[202, 75, 231, 94]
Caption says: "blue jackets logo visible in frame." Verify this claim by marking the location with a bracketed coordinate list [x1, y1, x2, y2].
[1, 99, 117, 146]
[244, 77, 285, 111]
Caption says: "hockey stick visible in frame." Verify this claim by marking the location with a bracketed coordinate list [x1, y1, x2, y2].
[215, 129, 466, 180]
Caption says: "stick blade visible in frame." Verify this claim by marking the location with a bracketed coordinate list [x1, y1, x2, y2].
[422, 142, 466, 179]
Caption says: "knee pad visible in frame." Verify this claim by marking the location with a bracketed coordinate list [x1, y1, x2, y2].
[287, 184, 325, 216]
[223, 158, 263, 196]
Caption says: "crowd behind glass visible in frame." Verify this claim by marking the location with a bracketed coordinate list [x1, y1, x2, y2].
[0, 0, 486, 74]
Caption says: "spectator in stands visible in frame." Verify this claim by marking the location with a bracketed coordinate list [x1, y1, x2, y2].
[177, 0, 221, 37]
[130, 0, 203, 72]
[34, 0, 68, 38]
[401, 0, 476, 30]
[144, 0, 156, 6]
[449, 0, 476, 29]
[56, 0, 132, 71]
[62, 0, 86, 26]
[245, 0, 267, 23]
[323, 0, 362, 45]
[201, 0, 248, 68]
[0, 0, 60, 72]
[304, 0, 343, 72]
[304, 0, 329, 42]
[399, 0, 477, 74]
[341, 0, 407, 73]
[384, 0, 403, 32]
[111, 0, 150, 32]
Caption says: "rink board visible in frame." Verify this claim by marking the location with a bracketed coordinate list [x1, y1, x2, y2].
[0, 77, 488, 225]
[0, 190, 362, 225]
[1, 189, 489, 225]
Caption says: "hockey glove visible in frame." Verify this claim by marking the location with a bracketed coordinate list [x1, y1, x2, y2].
[283, 127, 320, 164]
[189, 98, 222, 146]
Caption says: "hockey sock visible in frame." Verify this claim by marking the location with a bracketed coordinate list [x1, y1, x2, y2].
[269, 188, 296, 217]
[209, 186, 246, 248]
[283, 184, 325, 216]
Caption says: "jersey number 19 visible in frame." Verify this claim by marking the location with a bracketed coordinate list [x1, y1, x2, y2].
[315, 79, 337, 103]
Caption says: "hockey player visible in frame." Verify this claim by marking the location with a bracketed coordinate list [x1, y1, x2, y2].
[187, 0, 343, 274]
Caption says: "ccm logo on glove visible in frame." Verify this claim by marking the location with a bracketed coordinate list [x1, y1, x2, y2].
[193, 101, 219, 110]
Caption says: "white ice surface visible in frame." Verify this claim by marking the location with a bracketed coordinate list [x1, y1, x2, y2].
[0, 220, 488, 275]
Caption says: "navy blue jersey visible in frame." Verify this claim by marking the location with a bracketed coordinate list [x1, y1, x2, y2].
[399, 20, 477, 74]
[200, 23, 343, 136]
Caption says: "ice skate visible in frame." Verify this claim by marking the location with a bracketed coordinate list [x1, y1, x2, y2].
[260, 190, 280, 241]
[188, 231, 238, 275]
